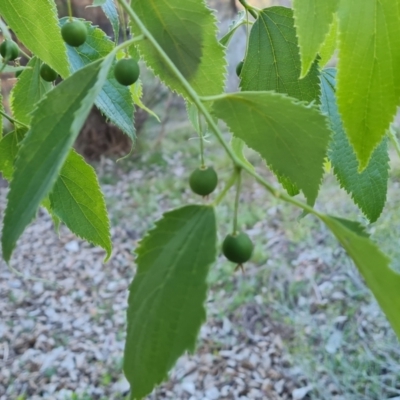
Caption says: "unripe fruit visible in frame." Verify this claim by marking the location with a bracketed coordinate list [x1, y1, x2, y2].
[222, 232, 254, 265]
[189, 166, 218, 196]
[114, 58, 140, 86]
[61, 21, 88, 47]
[0, 40, 19, 61]
[236, 61, 244, 77]
[40, 64, 58, 82]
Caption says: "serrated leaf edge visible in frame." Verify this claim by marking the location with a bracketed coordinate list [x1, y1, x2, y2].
[130, 0, 227, 100]
[1, 56, 115, 262]
[50, 150, 112, 260]
[218, 91, 331, 206]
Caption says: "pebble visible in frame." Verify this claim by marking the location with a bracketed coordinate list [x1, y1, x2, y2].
[292, 385, 313, 400]
[64, 240, 79, 252]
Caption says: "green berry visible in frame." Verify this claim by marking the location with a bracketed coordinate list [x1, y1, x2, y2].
[114, 58, 140, 86]
[0, 40, 19, 61]
[40, 64, 58, 82]
[222, 232, 254, 265]
[61, 20, 87, 47]
[189, 166, 218, 196]
[236, 61, 244, 77]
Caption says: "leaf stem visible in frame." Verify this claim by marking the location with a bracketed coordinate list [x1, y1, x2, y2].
[198, 111, 205, 167]
[0, 109, 29, 130]
[233, 167, 242, 234]
[114, 34, 145, 53]
[115, 0, 321, 219]
[238, 0, 258, 19]
[213, 168, 239, 206]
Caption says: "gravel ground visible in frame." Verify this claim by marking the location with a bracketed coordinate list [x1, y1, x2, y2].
[1, 122, 400, 400]
[0, 167, 311, 400]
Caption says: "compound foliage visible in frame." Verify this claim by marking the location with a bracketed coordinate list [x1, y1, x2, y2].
[0, 0, 400, 398]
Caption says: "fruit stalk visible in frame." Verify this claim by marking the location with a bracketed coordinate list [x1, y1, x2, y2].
[233, 167, 242, 234]
[67, 0, 73, 22]
[198, 111, 205, 168]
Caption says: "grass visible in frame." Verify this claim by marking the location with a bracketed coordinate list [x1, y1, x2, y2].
[98, 106, 400, 399]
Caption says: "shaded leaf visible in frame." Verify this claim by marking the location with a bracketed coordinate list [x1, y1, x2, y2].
[11, 57, 52, 125]
[2, 56, 114, 262]
[322, 215, 400, 339]
[240, 7, 320, 104]
[90, 0, 120, 43]
[231, 137, 254, 172]
[337, 1, 400, 170]
[130, 0, 226, 98]
[130, 80, 160, 122]
[321, 68, 389, 223]
[124, 205, 217, 399]
[60, 18, 135, 140]
[0, 0, 69, 77]
[293, 0, 339, 77]
[212, 92, 331, 205]
[50, 150, 112, 259]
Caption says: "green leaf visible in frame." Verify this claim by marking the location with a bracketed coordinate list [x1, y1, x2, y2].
[50, 150, 112, 259]
[212, 92, 331, 206]
[41, 197, 61, 232]
[0, 0, 69, 78]
[124, 205, 217, 399]
[130, 80, 160, 122]
[220, 11, 246, 47]
[231, 137, 254, 172]
[10, 57, 52, 125]
[322, 215, 400, 339]
[337, 2, 400, 171]
[277, 175, 300, 197]
[0, 128, 60, 230]
[130, 0, 226, 98]
[90, 0, 120, 43]
[319, 15, 337, 68]
[60, 18, 135, 140]
[321, 69, 389, 223]
[1, 56, 115, 262]
[0, 131, 18, 180]
[101, 0, 120, 43]
[292, 0, 339, 77]
[240, 7, 320, 104]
